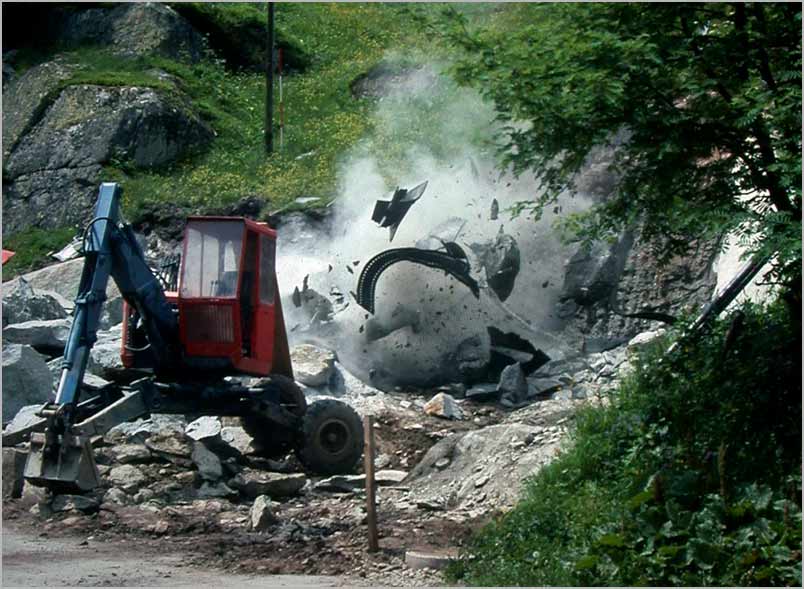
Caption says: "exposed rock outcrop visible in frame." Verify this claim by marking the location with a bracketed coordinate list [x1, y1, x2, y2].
[51, 3, 207, 63]
[3, 82, 213, 236]
[557, 228, 719, 350]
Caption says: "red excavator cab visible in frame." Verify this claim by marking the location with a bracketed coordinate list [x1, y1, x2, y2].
[176, 217, 292, 377]
[122, 217, 292, 378]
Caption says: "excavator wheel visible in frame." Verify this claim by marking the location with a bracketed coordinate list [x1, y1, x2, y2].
[295, 399, 363, 475]
[241, 375, 307, 459]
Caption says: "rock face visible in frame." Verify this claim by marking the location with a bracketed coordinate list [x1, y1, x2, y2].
[4, 82, 213, 236]
[557, 228, 719, 350]
[52, 3, 207, 63]
[290, 344, 336, 386]
[2, 58, 74, 161]
[407, 423, 563, 510]
[2, 345, 53, 421]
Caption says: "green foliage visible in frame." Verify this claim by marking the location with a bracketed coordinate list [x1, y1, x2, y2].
[453, 302, 802, 586]
[434, 3, 802, 285]
[2, 226, 78, 279]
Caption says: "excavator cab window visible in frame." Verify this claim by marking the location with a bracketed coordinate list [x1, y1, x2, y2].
[180, 220, 244, 299]
[259, 235, 276, 304]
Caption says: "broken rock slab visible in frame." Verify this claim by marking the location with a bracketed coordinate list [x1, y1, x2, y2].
[231, 470, 307, 500]
[191, 441, 223, 481]
[290, 344, 336, 387]
[47, 358, 110, 390]
[197, 481, 239, 500]
[2, 448, 27, 499]
[627, 329, 667, 353]
[3, 404, 43, 435]
[110, 444, 152, 465]
[220, 426, 256, 456]
[405, 549, 458, 571]
[526, 377, 565, 398]
[465, 383, 499, 402]
[105, 414, 186, 444]
[250, 495, 280, 531]
[185, 416, 222, 442]
[3, 318, 72, 352]
[1, 277, 71, 327]
[144, 429, 193, 466]
[313, 470, 411, 493]
[87, 342, 126, 380]
[497, 362, 528, 406]
[2, 344, 53, 421]
[423, 393, 463, 420]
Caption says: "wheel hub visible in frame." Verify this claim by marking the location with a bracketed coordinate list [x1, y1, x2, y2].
[318, 419, 349, 455]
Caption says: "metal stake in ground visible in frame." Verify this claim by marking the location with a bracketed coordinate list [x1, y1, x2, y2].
[364, 415, 379, 552]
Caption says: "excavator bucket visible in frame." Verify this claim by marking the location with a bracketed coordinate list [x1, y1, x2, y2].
[24, 432, 100, 493]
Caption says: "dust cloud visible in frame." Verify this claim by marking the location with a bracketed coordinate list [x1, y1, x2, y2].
[275, 62, 594, 388]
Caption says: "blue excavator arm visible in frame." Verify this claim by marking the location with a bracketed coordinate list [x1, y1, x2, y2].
[16, 182, 180, 492]
[55, 182, 178, 408]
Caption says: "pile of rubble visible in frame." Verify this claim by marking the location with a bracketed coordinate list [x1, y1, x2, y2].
[2, 251, 667, 585]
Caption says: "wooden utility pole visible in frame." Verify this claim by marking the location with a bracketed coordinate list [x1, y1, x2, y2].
[265, 2, 275, 154]
[363, 415, 379, 552]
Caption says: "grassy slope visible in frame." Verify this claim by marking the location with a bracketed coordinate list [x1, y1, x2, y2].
[4, 3, 460, 277]
[115, 2, 442, 218]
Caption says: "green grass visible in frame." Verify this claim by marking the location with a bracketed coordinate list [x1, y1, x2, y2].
[93, 3, 459, 220]
[451, 301, 802, 586]
[5, 3, 502, 274]
[2, 226, 77, 279]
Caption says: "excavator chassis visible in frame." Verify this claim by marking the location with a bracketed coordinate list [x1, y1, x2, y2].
[5, 376, 303, 494]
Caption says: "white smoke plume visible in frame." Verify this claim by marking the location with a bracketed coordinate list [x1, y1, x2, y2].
[274, 62, 594, 388]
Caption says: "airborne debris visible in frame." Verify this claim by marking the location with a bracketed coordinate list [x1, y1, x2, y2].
[490, 198, 499, 221]
[470, 226, 521, 302]
[371, 181, 428, 242]
[364, 304, 421, 342]
[355, 246, 479, 314]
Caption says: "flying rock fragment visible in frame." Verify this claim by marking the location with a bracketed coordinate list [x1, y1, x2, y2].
[371, 181, 428, 242]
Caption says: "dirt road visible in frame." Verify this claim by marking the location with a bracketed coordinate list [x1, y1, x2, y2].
[2, 524, 344, 587]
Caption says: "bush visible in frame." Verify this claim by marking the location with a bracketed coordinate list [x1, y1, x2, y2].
[453, 301, 802, 586]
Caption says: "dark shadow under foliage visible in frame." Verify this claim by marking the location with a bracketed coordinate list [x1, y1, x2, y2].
[452, 301, 802, 586]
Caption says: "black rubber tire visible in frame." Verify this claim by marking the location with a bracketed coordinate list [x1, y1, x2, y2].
[295, 400, 364, 475]
[241, 376, 307, 459]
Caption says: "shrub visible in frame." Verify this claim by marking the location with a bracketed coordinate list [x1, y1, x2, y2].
[454, 301, 802, 586]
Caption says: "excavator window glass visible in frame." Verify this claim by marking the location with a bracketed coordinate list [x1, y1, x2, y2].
[180, 220, 244, 298]
[259, 235, 276, 304]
